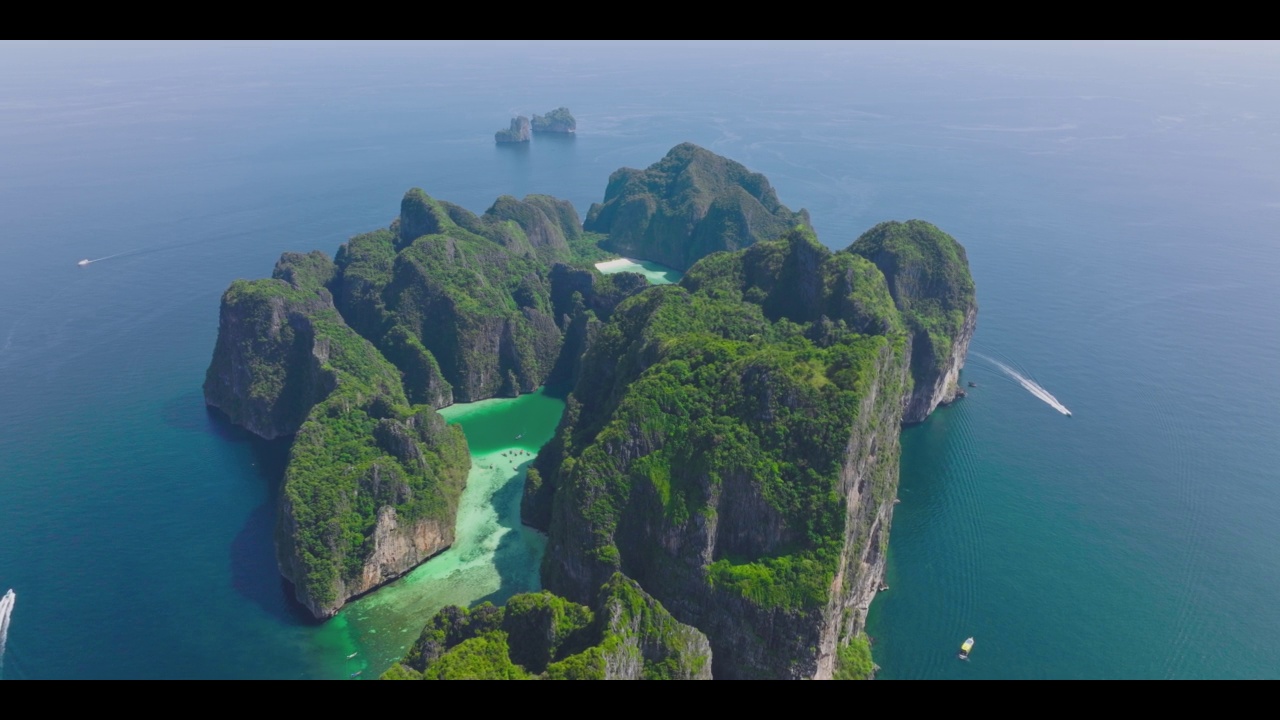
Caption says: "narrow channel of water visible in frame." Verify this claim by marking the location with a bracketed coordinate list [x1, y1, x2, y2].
[304, 262, 682, 679]
[333, 389, 567, 678]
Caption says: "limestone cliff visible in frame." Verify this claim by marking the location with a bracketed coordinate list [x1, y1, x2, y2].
[583, 142, 811, 271]
[205, 250, 470, 619]
[203, 252, 348, 439]
[384, 573, 710, 680]
[531, 107, 576, 134]
[495, 116, 532, 143]
[334, 190, 588, 404]
[849, 220, 978, 423]
[530, 225, 967, 678]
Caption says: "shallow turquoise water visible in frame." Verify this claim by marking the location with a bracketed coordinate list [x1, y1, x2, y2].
[594, 257, 682, 285]
[2, 41, 1278, 678]
[333, 389, 566, 678]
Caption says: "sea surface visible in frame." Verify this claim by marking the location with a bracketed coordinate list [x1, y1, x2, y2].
[1, 41, 1278, 679]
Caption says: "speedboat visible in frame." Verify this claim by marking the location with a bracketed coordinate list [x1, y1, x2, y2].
[959, 637, 974, 660]
[78, 259, 90, 266]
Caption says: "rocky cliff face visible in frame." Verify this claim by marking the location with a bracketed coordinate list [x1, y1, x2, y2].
[203, 251, 348, 439]
[203, 281, 338, 439]
[900, 304, 977, 422]
[495, 116, 532, 143]
[531, 225, 966, 678]
[207, 144, 977, 667]
[849, 220, 978, 423]
[583, 143, 811, 271]
[277, 403, 470, 619]
[279, 502, 452, 619]
[385, 573, 710, 680]
[531, 107, 576, 134]
[332, 190, 593, 405]
[205, 250, 470, 620]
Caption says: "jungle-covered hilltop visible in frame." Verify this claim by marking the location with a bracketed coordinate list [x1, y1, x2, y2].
[203, 142, 976, 677]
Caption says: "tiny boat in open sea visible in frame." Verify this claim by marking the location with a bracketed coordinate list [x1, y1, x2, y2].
[77, 259, 90, 266]
[958, 637, 974, 660]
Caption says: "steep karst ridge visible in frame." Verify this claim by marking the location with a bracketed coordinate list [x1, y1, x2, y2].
[528, 228, 921, 678]
[584, 143, 812, 272]
[205, 251, 470, 618]
[849, 220, 978, 423]
[205, 186, 657, 618]
[523, 215, 974, 678]
[334, 189, 582, 404]
[204, 142, 976, 673]
[382, 574, 710, 680]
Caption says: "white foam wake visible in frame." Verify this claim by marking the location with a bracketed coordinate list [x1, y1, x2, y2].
[976, 353, 1072, 416]
[0, 588, 14, 675]
[80, 250, 136, 265]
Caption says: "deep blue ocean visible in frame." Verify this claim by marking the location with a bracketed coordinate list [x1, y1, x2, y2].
[2, 41, 1278, 679]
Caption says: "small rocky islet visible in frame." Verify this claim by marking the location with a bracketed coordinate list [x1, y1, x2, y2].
[203, 142, 976, 679]
[495, 107, 576, 143]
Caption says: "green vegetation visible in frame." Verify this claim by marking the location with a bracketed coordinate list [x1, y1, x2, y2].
[833, 635, 876, 680]
[281, 391, 469, 613]
[849, 220, 976, 383]
[203, 277, 337, 439]
[533, 227, 913, 676]
[206, 183, 649, 618]
[205, 144, 976, 676]
[584, 142, 811, 271]
[271, 250, 337, 294]
[329, 188, 620, 403]
[495, 116, 531, 143]
[531, 107, 576, 133]
[207, 251, 470, 618]
[386, 574, 710, 680]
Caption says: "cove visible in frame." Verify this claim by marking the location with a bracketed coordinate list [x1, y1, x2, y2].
[328, 263, 682, 679]
[328, 388, 567, 678]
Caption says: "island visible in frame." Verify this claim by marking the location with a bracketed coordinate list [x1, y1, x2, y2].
[531, 107, 576, 134]
[494, 116, 531, 144]
[203, 142, 976, 678]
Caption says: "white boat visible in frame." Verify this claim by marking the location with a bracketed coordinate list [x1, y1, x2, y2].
[77, 259, 90, 266]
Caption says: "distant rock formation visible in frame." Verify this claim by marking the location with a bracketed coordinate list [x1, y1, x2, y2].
[495, 116, 532, 144]
[532, 107, 576, 134]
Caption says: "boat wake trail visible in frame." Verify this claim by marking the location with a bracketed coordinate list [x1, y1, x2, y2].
[78, 250, 137, 266]
[974, 353, 1073, 416]
[0, 589, 14, 676]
